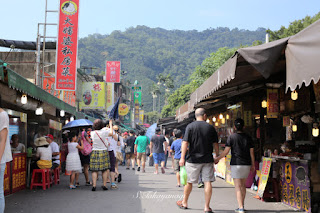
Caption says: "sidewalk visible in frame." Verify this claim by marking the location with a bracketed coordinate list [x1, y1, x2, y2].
[5, 161, 298, 213]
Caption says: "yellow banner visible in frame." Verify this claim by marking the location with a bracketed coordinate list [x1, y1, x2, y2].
[80, 82, 106, 110]
[119, 103, 129, 116]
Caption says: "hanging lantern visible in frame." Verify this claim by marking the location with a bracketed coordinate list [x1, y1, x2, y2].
[226, 114, 230, 120]
[206, 119, 210, 123]
[212, 117, 217, 122]
[21, 94, 27, 105]
[312, 127, 319, 137]
[221, 118, 226, 124]
[215, 122, 218, 127]
[219, 114, 223, 119]
[261, 100, 267, 108]
[65, 120, 69, 124]
[291, 90, 298, 101]
[60, 110, 65, 117]
[292, 124, 297, 132]
[70, 116, 74, 121]
[35, 107, 43, 115]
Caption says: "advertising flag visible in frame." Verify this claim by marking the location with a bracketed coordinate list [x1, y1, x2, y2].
[55, 0, 79, 91]
[106, 61, 120, 83]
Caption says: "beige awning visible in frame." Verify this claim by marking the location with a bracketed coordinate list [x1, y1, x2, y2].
[286, 19, 320, 92]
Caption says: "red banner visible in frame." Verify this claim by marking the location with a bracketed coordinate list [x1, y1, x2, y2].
[55, 0, 79, 91]
[106, 61, 121, 83]
[4, 162, 11, 196]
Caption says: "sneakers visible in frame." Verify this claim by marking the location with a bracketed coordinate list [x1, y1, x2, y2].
[101, 186, 108, 190]
[132, 168, 135, 170]
[198, 182, 204, 188]
[137, 167, 140, 172]
[126, 168, 130, 170]
[111, 183, 118, 189]
[69, 185, 76, 189]
[91, 187, 96, 191]
[118, 174, 122, 183]
[235, 208, 245, 213]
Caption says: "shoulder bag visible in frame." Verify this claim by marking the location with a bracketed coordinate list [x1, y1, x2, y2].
[80, 131, 92, 156]
[95, 131, 109, 150]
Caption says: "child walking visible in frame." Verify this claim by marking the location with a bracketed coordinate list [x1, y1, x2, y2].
[66, 131, 83, 189]
[170, 129, 183, 187]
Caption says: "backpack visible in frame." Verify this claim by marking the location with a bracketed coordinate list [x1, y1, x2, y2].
[80, 131, 92, 156]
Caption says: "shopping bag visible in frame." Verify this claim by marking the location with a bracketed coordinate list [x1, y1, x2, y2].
[180, 166, 187, 186]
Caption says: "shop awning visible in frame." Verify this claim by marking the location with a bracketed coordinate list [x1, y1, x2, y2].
[286, 19, 320, 92]
[5, 67, 76, 114]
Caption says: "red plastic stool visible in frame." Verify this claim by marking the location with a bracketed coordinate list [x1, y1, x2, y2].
[30, 169, 51, 190]
[53, 167, 60, 185]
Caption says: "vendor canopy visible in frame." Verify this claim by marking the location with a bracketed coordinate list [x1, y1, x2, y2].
[286, 19, 320, 92]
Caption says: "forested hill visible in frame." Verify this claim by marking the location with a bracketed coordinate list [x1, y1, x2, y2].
[78, 26, 266, 112]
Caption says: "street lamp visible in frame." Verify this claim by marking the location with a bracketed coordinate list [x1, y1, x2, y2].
[21, 94, 27, 105]
[60, 110, 65, 117]
[35, 107, 43, 115]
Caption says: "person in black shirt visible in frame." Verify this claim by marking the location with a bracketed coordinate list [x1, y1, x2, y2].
[177, 108, 219, 213]
[215, 118, 255, 213]
[125, 130, 136, 170]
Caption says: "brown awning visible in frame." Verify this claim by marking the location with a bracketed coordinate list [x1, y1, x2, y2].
[286, 20, 320, 92]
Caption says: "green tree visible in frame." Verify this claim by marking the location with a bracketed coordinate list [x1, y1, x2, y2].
[145, 111, 161, 124]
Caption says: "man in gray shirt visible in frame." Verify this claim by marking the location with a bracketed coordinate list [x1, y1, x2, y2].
[150, 128, 167, 174]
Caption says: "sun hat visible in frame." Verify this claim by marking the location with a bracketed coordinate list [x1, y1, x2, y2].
[35, 137, 49, 147]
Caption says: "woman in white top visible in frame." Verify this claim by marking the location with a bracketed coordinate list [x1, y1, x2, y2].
[35, 137, 52, 169]
[0, 105, 13, 213]
[90, 119, 114, 191]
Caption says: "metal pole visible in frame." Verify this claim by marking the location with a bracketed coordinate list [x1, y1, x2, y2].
[36, 27, 41, 86]
[40, 0, 48, 88]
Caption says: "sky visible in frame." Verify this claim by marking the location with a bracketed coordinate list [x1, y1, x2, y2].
[1, 0, 320, 44]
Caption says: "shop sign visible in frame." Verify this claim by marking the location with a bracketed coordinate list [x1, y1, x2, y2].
[20, 113, 27, 123]
[106, 61, 120, 83]
[106, 83, 114, 114]
[80, 82, 106, 110]
[243, 111, 252, 127]
[134, 91, 142, 106]
[215, 157, 226, 179]
[55, 0, 79, 91]
[267, 89, 279, 118]
[134, 102, 140, 124]
[280, 160, 311, 212]
[123, 111, 131, 126]
[283, 116, 290, 127]
[49, 119, 62, 131]
[4, 162, 11, 196]
[225, 154, 234, 185]
[11, 153, 26, 193]
[256, 157, 272, 198]
[139, 110, 144, 125]
[132, 86, 142, 92]
[119, 103, 129, 116]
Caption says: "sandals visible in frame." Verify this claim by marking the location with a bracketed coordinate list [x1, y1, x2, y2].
[205, 208, 213, 213]
[75, 182, 80, 187]
[176, 200, 188, 209]
[101, 186, 108, 190]
[117, 174, 122, 183]
[69, 185, 76, 189]
[85, 182, 92, 186]
[91, 187, 96, 191]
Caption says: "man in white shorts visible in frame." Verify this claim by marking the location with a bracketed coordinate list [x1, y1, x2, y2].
[177, 108, 219, 213]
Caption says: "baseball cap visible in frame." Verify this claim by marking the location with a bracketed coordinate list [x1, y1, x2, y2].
[123, 132, 128, 136]
[45, 134, 54, 140]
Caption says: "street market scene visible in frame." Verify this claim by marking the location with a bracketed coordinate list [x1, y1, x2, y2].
[0, 1, 320, 213]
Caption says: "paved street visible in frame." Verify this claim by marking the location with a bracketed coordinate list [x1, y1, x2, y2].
[5, 161, 297, 213]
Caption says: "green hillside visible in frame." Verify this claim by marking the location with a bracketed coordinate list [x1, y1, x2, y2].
[78, 26, 266, 112]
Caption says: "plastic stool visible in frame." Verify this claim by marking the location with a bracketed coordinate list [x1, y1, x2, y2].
[53, 167, 60, 185]
[30, 169, 51, 190]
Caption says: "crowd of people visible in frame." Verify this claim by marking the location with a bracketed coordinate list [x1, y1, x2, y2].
[0, 103, 256, 213]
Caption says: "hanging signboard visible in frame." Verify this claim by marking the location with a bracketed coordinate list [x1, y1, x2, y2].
[55, 0, 79, 91]
[106, 83, 114, 113]
[106, 61, 120, 83]
[11, 153, 27, 194]
[267, 89, 279, 118]
[139, 110, 144, 125]
[134, 101, 140, 124]
[80, 82, 106, 110]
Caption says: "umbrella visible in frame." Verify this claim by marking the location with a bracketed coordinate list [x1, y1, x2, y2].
[146, 123, 157, 140]
[62, 119, 93, 129]
[109, 97, 120, 120]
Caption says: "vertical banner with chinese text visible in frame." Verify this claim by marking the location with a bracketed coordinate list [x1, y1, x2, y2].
[55, 0, 79, 91]
[11, 153, 26, 194]
[139, 110, 144, 125]
[256, 157, 272, 198]
[106, 83, 114, 114]
[267, 89, 279, 118]
[106, 61, 121, 83]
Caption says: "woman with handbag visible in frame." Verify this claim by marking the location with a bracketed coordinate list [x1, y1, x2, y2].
[79, 128, 92, 186]
[90, 119, 115, 191]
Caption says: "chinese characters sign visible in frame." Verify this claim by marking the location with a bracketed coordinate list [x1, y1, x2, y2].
[55, 0, 79, 91]
[106, 83, 114, 113]
[12, 153, 26, 194]
[106, 61, 120, 83]
[256, 157, 272, 198]
[280, 160, 311, 212]
[267, 89, 279, 118]
[80, 82, 106, 110]
[4, 162, 10, 196]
